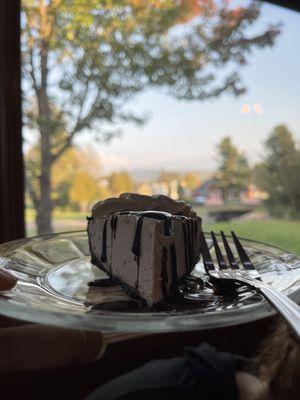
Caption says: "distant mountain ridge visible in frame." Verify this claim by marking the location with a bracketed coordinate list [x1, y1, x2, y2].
[128, 168, 212, 183]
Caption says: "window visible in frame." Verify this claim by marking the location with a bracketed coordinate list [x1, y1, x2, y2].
[18, 1, 300, 255]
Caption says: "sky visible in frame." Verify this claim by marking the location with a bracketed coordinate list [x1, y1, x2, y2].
[76, 2, 300, 174]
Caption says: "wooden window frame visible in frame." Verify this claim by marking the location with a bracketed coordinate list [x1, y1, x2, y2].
[0, 0, 24, 243]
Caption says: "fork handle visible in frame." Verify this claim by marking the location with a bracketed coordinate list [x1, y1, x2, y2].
[241, 277, 300, 339]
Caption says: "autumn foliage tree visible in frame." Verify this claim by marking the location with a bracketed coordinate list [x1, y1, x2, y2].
[216, 137, 250, 201]
[69, 171, 107, 212]
[26, 145, 109, 211]
[51, 148, 80, 208]
[108, 171, 134, 196]
[182, 173, 201, 191]
[22, 0, 280, 233]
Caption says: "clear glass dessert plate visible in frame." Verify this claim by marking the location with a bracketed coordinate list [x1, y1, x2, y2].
[0, 231, 299, 333]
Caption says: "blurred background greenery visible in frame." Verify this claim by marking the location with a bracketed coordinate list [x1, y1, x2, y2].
[22, 1, 300, 255]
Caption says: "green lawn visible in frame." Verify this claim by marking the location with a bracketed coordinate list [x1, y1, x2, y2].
[26, 209, 300, 257]
[25, 209, 87, 237]
[204, 220, 300, 256]
[26, 209, 87, 221]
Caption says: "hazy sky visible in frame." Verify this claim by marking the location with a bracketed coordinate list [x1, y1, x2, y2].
[78, 3, 300, 173]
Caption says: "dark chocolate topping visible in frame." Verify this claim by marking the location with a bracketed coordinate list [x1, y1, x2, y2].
[169, 243, 180, 298]
[100, 219, 108, 263]
[88, 278, 119, 287]
[132, 216, 144, 259]
[130, 211, 173, 259]
[161, 247, 168, 299]
[110, 214, 118, 239]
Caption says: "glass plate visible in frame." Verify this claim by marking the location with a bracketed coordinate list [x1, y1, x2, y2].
[0, 231, 299, 333]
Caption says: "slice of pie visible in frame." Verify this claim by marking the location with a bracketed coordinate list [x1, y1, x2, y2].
[87, 193, 202, 306]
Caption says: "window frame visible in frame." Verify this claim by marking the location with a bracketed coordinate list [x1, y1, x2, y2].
[0, 0, 24, 243]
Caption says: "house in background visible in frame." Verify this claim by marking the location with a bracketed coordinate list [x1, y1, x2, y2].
[240, 184, 268, 205]
[192, 179, 267, 206]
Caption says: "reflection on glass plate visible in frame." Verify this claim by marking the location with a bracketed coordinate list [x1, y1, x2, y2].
[0, 232, 299, 333]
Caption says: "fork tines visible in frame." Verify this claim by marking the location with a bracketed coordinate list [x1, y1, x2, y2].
[200, 231, 300, 339]
[199, 231, 215, 271]
[200, 231, 255, 271]
[211, 231, 227, 269]
[230, 231, 254, 270]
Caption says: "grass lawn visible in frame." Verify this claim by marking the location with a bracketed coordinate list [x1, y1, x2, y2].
[26, 209, 87, 221]
[26, 209, 300, 257]
[25, 209, 87, 237]
[204, 220, 300, 256]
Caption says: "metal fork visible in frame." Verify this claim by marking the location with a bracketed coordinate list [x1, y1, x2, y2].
[200, 230, 300, 339]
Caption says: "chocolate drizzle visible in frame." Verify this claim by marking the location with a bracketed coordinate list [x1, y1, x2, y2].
[88, 278, 119, 287]
[110, 214, 118, 239]
[182, 223, 189, 272]
[188, 219, 194, 268]
[169, 243, 179, 298]
[131, 216, 144, 260]
[100, 219, 108, 263]
[87, 219, 98, 265]
[161, 247, 168, 299]
[87, 275, 237, 313]
[188, 220, 194, 269]
[127, 210, 183, 301]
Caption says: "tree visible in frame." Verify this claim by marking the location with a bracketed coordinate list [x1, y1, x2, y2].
[215, 137, 250, 201]
[108, 171, 134, 196]
[158, 170, 180, 185]
[51, 148, 81, 208]
[182, 173, 201, 190]
[26, 145, 105, 210]
[22, 0, 280, 233]
[76, 145, 104, 180]
[254, 125, 300, 218]
[69, 171, 109, 212]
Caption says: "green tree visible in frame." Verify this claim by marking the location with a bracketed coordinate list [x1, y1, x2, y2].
[108, 171, 134, 196]
[22, 0, 280, 233]
[254, 125, 300, 218]
[216, 137, 250, 201]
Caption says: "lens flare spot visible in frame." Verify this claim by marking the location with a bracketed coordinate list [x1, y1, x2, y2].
[241, 104, 251, 114]
[253, 102, 264, 114]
